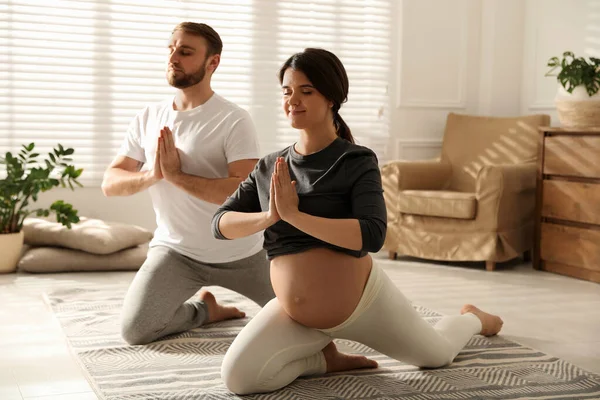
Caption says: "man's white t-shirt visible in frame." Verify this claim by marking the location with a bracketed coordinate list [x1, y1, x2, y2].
[118, 93, 263, 263]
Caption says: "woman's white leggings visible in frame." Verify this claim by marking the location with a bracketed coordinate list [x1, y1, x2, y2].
[221, 261, 482, 395]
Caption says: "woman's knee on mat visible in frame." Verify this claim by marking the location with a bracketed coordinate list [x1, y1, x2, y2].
[220, 354, 262, 395]
[410, 345, 454, 369]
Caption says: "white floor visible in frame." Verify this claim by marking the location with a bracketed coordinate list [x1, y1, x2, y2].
[1, 255, 599, 400]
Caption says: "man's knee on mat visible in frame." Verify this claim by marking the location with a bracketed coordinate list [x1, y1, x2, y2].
[120, 308, 164, 345]
[120, 319, 158, 345]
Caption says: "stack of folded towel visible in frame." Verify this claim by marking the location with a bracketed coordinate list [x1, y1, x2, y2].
[18, 217, 153, 273]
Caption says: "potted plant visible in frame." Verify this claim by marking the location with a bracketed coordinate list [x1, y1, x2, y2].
[546, 51, 600, 127]
[0, 143, 83, 273]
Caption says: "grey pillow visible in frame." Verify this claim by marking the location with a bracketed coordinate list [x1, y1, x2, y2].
[23, 217, 153, 255]
[18, 244, 148, 273]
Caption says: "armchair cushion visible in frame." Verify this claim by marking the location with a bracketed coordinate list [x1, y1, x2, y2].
[382, 161, 452, 224]
[382, 161, 452, 191]
[399, 190, 477, 219]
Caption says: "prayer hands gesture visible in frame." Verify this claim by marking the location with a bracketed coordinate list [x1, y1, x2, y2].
[150, 141, 163, 181]
[269, 157, 298, 223]
[157, 126, 182, 182]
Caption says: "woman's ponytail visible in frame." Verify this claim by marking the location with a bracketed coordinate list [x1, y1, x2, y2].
[333, 108, 354, 144]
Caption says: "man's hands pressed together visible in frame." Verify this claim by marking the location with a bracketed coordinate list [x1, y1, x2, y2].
[148, 126, 185, 186]
[157, 126, 182, 182]
[146, 126, 251, 205]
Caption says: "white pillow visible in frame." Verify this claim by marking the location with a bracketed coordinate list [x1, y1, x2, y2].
[18, 244, 148, 273]
[23, 217, 153, 255]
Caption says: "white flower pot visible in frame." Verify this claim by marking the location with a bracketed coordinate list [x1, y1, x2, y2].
[0, 231, 24, 274]
[555, 85, 600, 128]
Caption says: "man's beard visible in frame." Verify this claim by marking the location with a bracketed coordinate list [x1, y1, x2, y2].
[167, 61, 208, 89]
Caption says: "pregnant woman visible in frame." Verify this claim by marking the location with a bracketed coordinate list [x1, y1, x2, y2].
[211, 47, 504, 395]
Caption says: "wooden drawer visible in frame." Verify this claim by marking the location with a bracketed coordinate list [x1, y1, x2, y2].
[542, 261, 600, 284]
[544, 135, 600, 178]
[540, 222, 600, 270]
[542, 180, 600, 225]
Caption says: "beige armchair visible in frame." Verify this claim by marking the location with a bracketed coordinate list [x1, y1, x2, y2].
[382, 112, 550, 271]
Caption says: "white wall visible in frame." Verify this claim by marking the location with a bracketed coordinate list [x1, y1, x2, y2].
[37, 0, 593, 227]
[390, 0, 594, 162]
[521, 0, 599, 118]
[36, 188, 156, 231]
[390, 0, 526, 162]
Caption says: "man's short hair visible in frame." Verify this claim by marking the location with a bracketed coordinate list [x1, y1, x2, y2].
[172, 22, 223, 56]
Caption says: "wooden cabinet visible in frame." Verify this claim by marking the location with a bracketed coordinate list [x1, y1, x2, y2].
[534, 127, 600, 283]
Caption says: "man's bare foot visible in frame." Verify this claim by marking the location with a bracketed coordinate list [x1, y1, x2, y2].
[322, 342, 378, 373]
[199, 291, 245, 324]
[460, 304, 503, 336]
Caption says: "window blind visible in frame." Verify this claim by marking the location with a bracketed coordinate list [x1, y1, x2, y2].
[1, 0, 392, 184]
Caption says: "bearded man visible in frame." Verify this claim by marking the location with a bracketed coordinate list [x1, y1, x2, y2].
[102, 22, 274, 345]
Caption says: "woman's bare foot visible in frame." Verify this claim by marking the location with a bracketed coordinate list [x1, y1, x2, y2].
[322, 341, 378, 373]
[200, 291, 245, 324]
[461, 304, 503, 336]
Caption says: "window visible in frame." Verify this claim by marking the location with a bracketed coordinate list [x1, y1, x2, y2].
[1, 0, 393, 184]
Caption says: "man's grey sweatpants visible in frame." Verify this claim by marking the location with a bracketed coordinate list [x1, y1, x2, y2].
[120, 245, 275, 345]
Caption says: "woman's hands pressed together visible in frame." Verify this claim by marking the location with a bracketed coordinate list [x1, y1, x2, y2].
[267, 169, 281, 224]
[271, 157, 299, 223]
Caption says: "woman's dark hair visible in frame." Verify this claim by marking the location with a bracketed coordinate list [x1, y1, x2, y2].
[278, 48, 354, 143]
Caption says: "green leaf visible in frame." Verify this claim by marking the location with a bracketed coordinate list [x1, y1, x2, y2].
[0, 142, 81, 233]
[548, 51, 600, 96]
[547, 57, 559, 67]
[64, 148, 74, 156]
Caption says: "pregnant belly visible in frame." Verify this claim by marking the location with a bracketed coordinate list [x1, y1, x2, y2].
[270, 247, 372, 329]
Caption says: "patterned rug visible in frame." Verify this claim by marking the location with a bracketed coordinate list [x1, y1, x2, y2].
[45, 285, 600, 400]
